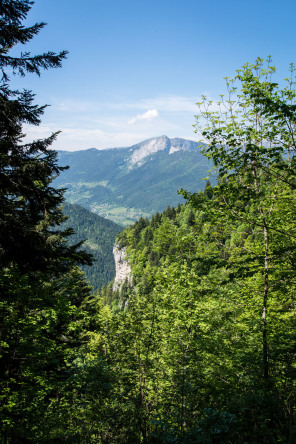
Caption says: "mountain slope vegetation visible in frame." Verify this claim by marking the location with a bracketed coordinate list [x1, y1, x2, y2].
[55, 136, 212, 225]
[85, 58, 296, 442]
[62, 203, 122, 290]
[96, 178, 296, 442]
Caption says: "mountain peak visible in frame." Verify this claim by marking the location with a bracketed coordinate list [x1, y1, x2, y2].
[56, 135, 211, 225]
[127, 136, 198, 168]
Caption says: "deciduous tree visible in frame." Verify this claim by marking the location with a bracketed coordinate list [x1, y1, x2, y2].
[183, 57, 296, 382]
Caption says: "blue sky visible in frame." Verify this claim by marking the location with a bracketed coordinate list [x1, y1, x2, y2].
[10, 0, 296, 151]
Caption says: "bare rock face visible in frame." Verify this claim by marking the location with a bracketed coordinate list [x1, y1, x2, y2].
[128, 135, 197, 168]
[129, 135, 170, 168]
[112, 245, 132, 291]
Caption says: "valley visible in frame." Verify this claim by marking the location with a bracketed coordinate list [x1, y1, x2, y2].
[55, 135, 212, 225]
[62, 202, 122, 290]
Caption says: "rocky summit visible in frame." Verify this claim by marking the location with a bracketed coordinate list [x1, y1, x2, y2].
[55, 136, 212, 225]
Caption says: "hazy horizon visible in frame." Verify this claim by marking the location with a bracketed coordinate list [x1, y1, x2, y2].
[10, 0, 296, 151]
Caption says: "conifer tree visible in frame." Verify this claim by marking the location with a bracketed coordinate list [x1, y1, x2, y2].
[0, 2, 93, 439]
[0, 0, 91, 272]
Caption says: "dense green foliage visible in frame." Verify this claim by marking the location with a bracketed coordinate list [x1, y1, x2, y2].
[86, 59, 296, 442]
[55, 137, 212, 225]
[62, 202, 122, 290]
[101, 192, 296, 441]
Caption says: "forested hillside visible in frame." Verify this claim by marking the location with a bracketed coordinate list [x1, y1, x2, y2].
[62, 202, 122, 289]
[89, 59, 296, 442]
[99, 185, 296, 442]
[55, 136, 212, 225]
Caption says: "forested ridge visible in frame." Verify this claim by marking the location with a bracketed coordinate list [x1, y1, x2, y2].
[62, 202, 122, 290]
[2, 1, 296, 442]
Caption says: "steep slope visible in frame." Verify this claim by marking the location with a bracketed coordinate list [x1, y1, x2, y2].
[103, 180, 296, 442]
[62, 202, 122, 289]
[55, 136, 212, 225]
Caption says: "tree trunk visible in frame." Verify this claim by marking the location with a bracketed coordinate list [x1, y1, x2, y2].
[262, 223, 269, 380]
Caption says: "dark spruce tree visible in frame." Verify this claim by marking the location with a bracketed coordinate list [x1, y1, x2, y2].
[0, 2, 95, 440]
[0, 0, 91, 272]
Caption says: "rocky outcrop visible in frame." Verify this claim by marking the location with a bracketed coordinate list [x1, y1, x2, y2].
[128, 135, 170, 168]
[128, 135, 200, 168]
[112, 245, 132, 291]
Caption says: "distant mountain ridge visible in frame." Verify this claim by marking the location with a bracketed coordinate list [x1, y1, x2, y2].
[55, 136, 212, 225]
[127, 135, 200, 167]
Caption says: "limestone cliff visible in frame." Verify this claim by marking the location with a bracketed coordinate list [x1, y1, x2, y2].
[112, 245, 132, 291]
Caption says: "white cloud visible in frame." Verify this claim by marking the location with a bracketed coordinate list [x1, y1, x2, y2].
[21, 121, 199, 152]
[21, 124, 54, 141]
[19, 93, 202, 151]
[128, 109, 159, 125]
